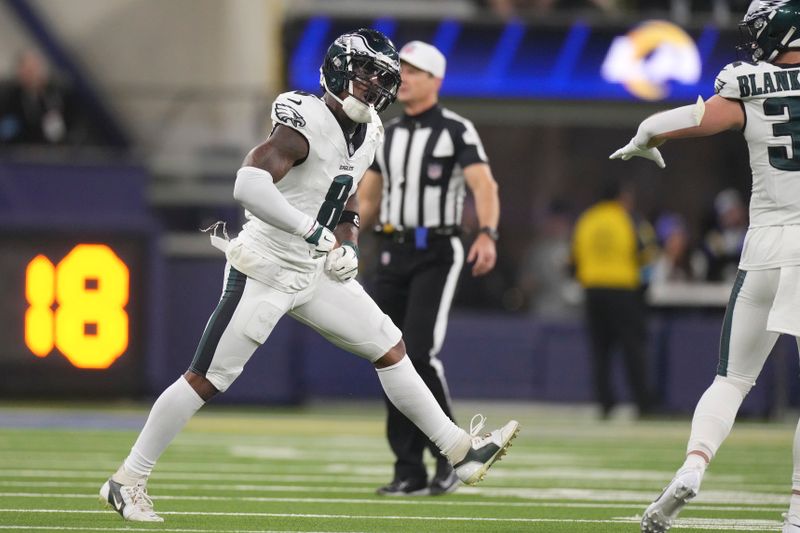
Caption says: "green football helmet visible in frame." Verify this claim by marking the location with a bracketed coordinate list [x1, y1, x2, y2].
[739, 0, 800, 62]
[319, 28, 401, 113]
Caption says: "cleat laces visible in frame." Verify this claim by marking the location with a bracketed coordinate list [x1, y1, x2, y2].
[128, 480, 157, 517]
[469, 414, 487, 439]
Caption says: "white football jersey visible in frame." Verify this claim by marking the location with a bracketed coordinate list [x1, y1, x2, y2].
[715, 60, 800, 269]
[228, 91, 383, 291]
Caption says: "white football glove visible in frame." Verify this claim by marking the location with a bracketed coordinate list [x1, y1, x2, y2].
[609, 139, 665, 168]
[324, 241, 359, 282]
[302, 221, 336, 258]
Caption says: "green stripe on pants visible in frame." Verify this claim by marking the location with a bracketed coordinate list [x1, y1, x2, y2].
[190, 267, 246, 376]
[717, 269, 747, 377]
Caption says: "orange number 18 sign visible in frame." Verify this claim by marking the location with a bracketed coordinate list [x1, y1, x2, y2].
[24, 244, 130, 369]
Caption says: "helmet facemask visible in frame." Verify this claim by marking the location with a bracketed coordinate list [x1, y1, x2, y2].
[346, 55, 401, 113]
[320, 29, 401, 123]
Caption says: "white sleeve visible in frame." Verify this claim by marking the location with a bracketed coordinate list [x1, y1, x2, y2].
[632, 96, 706, 146]
[233, 166, 315, 236]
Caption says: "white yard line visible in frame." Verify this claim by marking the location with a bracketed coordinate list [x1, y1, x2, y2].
[0, 510, 784, 530]
[614, 515, 783, 531]
[0, 491, 788, 512]
[0, 509, 648, 525]
[0, 523, 366, 533]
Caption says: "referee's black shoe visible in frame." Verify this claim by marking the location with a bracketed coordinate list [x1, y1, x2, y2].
[429, 465, 460, 495]
[375, 478, 429, 496]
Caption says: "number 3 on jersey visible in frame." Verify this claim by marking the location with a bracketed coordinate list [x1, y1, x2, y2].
[764, 96, 800, 170]
[316, 175, 353, 230]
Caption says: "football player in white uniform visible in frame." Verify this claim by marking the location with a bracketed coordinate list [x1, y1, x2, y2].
[98, 28, 519, 523]
[611, 2, 800, 531]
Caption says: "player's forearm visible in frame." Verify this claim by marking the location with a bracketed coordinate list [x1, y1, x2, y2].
[233, 166, 315, 236]
[334, 223, 359, 246]
[633, 96, 706, 147]
[335, 198, 361, 246]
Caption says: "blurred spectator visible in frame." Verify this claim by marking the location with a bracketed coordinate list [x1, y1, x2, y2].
[650, 212, 703, 284]
[0, 49, 80, 145]
[571, 178, 656, 418]
[702, 188, 747, 283]
[518, 199, 580, 317]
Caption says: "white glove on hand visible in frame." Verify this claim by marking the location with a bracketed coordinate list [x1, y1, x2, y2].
[303, 221, 336, 258]
[324, 242, 359, 282]
[609, 139, 665, 168]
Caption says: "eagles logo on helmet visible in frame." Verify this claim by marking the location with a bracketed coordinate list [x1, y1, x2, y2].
[739, 0, 800, 62]
[319, 28, 401, 123]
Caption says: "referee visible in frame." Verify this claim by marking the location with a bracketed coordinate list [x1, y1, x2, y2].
[359, 41, 500, 496]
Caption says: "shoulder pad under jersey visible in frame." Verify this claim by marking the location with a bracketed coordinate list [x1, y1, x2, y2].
[271, 91, 327, 138]
[715, 60, 764, 99]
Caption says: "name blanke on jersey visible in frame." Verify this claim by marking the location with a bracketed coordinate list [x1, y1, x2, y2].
[716, 61, 800, 269]
[727, 67, 800, 97]
[226, 91, 383, 291]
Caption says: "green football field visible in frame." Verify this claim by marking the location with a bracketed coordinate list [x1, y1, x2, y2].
[0, 401, 794, 532]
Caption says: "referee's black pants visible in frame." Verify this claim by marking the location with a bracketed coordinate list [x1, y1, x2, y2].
[584, 287, 652, 416]
[373, 236, 461, 482]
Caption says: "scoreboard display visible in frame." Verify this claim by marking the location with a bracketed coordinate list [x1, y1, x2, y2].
[0, 234, 146, 397]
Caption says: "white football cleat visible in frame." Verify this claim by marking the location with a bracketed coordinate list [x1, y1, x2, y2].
[99, 477, 163, 522]
[641, 468, 702, 533]
[783, 513, 800, 533]
[453, 414, 520, 485]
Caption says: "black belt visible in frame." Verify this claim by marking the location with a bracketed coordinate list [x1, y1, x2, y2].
[375, 225, 461, 244]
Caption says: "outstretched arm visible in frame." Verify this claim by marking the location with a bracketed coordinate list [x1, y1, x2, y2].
[610, 95, 745, 168]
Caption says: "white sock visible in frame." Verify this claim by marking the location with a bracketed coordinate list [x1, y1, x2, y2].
[680, 453, 708, 473]
[685, 376, 748, 462]
[120, 376, 205, 479]
[790, 493, 800, 520]
[376, 356, 469, 462]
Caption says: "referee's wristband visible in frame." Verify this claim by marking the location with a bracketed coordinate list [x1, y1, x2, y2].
[338, 210, 361, 229]
[479, 226, 499, 241]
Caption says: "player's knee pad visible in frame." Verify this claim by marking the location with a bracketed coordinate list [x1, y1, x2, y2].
[365, 315, 403, 363]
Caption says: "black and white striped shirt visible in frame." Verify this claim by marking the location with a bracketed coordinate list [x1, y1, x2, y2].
[369, 104, 488, 229]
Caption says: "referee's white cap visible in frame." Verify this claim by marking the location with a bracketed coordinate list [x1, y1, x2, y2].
[399, 41, 446, 79]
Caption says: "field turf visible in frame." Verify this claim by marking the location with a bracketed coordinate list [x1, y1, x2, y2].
[0, 401, 793, 532]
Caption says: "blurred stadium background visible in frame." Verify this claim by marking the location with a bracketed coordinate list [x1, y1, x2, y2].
[1, 0, 798, 531]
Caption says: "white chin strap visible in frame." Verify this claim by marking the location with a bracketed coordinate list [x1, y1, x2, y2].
[323, 78, 374, 123]
[341, 95, 374, 123]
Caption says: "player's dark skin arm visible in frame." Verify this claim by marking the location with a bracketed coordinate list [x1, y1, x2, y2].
[242, 125, 310, 182]
[184, 125, 310, 401]
[333, 194, 360, 246]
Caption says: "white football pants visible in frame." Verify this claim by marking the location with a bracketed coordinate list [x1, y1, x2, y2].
[190, 263, 401, 392]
